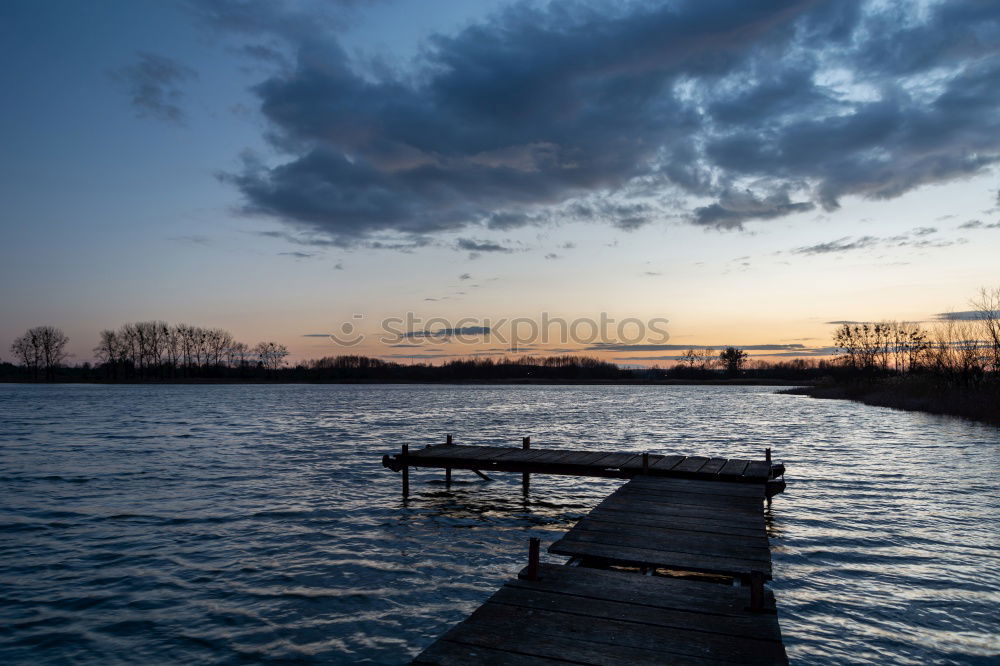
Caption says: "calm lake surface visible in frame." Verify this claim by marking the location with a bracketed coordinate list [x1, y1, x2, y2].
[1, 384, 997, 664]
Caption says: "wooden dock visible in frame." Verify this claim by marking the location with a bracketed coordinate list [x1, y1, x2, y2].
[383, 439, 788, 664]
[382, 437, 786, 497]
[414, 563, 785, 665]
[550, 476, 773, 580]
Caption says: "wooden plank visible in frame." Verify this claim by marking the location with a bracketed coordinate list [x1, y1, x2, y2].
[490, 585, 781, 642]
[557, 526, 772, 564]
[614, 485, 762, 507]
[586, 507, 766, 537]
[550, 534, 770, 576]
[518, 450, 589, 464]
[718, 458, 750, 478]
[616, 488, 762, 509]
[671, 456, 710, 474]
[598, 493, 763, 518]
[574, 518, 770, 550]
[698, 457, 729, 475]
[619, 453, 664, 470]
[509, 563, 777, 615]
[588, 452, 639, 468]
[744, 460, 771, 481]
[462, 601, 787, 664]
[555, 451, 624, 467]
[413, 640, 570, 665]
[649, 454, 684, 471]
[432, 446, 520, 461]
[407, 444, 477, 458]
[625, 475, 765, 498]
[488, 448, 557, 463]
[436, 621, 723, 666]
[593, 500, 766, 531]
[590, 503, 767, 535]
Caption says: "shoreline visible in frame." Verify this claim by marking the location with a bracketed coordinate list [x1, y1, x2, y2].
[782, 383, 1000, 427]
[0, 378, 813, 386]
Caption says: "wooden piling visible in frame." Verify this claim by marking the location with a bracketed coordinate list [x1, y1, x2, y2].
[765, 447, 772, 463]
[749, 570, 764, 612]
[526, 537, 540, 581]
[642, 452, 649, 474]
[401, 444, 409, 498]
[522, 436, 531, 494]
[445, 435, 452, 486]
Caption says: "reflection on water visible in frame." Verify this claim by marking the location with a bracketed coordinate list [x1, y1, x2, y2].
[0, 384, 997, 664]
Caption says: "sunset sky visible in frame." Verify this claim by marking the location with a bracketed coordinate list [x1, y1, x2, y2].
[2, 0, 998, 366]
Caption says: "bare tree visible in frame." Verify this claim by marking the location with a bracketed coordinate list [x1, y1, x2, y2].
[254, 341, 289, 371]
[94, 329, 123, 380]
[11, 330, 42, 379]
[11, 326, 68, 380]
[971, 287, 1000, 374]
[226, 341, 250, 369]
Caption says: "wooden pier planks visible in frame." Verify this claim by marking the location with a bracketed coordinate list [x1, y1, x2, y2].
[549, 477, 772, 578]
[412, 563, 787, 665]
[389, 444, 773, 482]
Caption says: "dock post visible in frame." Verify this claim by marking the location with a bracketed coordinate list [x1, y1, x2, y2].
[642, 452, 649, 475]
[401, 444, 409, 498]
[765, 447, 772, 463]
[749, 570, 764, 612]
[526, 537, 540, 581]
[445, 435, 452, 486]
[522, 437, 531, 494]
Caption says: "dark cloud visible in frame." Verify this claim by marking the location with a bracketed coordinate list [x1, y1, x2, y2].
[209, 0, 1000, 244]
[934, 311, 992, 321]
[301, 333, 329, 337]
[693, 190, 814, 229]
[278, 250, 314, 258]
[111, 52, 197, 124]
[458, 273, 472, 280]
[791, 236, 880, 255]
[959, 219, 1000, 229]
[455, 238, 513, 253]
[790, 226, 965, 255]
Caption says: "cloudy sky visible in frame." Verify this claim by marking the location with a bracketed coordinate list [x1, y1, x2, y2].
[1, 0, 998, 365]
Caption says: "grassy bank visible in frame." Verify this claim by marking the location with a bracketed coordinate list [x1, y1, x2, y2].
[782, 377, 1000, 426]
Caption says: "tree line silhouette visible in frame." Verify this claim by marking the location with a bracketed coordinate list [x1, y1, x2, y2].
[3, 319, 825, 383]
[3, 287, 996, 392]
[830, 287, 1000, 385]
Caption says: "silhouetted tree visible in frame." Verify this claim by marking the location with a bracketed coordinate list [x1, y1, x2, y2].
[254, 341, 289, 371]
[972, 286, 1000, 374]
[11, 326, 69, 380]
[719, 346, 747, 377]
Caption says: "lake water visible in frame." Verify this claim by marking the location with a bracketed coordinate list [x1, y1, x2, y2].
[1, 384, 997, 664]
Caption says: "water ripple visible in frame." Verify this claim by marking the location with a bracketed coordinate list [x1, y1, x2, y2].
[0, 383, 997, 664]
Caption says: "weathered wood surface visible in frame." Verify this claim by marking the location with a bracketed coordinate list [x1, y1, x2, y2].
[549, 477, 772, 578]
[412, 563, 787, 665]
[387, 443, 776, 483]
